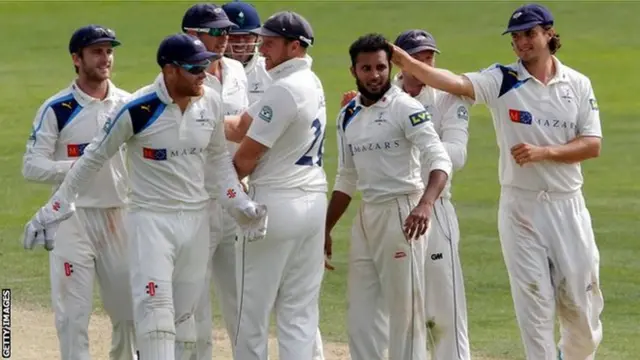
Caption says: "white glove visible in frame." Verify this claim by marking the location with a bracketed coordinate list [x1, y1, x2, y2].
[22, 195, 75, 251]
[228, 201, 268, 242]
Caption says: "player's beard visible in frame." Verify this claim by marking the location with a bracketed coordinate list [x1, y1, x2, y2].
[81, 63, 110, 83]
[356, 77, 391, 104]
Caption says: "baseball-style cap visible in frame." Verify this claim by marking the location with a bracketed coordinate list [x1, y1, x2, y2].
[502, 3, 554, 35]
[250, 11, 314, 47]
[222, 1, 261, 34]
[69, 25, 121, 54]
[157, 33, 220, 67]
[182, 3, 239, 31]
[394, 29, 440, 55]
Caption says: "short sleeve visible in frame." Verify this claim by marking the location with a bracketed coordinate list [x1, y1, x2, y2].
[246, 85, 297, 148]
[576, 78, 602, 138]
[463, 64, 504, 106]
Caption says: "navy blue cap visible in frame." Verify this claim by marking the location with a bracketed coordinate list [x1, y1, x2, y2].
[157, 33, 220, 67]
[503, 3, 554, 35]
[182, 3, 239, 31]
[250, 11, 314, 47]
[394, 29, 440, 55]
[222, 1, 261, 34]
[69, 25, 120, 54]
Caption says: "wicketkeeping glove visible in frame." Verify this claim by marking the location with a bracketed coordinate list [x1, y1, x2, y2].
[227, 201, 268, 242]
[22, 195, 75, 251]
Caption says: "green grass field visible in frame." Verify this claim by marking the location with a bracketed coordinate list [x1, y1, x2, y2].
[1, 1, 639, 359]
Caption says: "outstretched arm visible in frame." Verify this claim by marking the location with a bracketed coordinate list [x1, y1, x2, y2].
[390, 43, 476, 100]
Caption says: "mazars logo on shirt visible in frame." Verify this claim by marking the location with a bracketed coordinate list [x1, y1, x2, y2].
[142, 147, 205, 161]
[67, 143, 90, 157]
[349, 140, 401, 156]
[509, 109, 577, 130]
[508, 109, 533, 125]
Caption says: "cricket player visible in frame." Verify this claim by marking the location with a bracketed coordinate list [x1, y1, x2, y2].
[22, 33, 268, 360]
[325, 33, 452, 360]
[223, 3, 327, 359]
[21, 25, 136, 360]
[180, 4, 249, 358]
[223, 11, 328, 360]
[222, 1, 271, 105]
[340, 29, 472, 360]
[390, 4, 604, 359]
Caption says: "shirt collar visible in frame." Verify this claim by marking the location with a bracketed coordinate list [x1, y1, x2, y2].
[392, 73, 435, 99]
[355, 84, 401, 109]
[153, 73, 174, 104]
[206, 57, 241, 88]
[244, 54, 260, 74]
[268, 55, 312, 81]
[516, 56, 569, 84]
[70, 79, 117, 106]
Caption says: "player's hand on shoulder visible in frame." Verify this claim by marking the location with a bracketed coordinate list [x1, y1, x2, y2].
[404, 202, 432, 241]
[22, 193, 75, 251]
[341, 90, 357, 107]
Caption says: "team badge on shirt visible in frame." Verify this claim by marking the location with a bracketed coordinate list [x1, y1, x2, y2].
[589, 98, 599, 111]
[408, 110, 431, 127]
[457, 105, 469, 121]
[258, 105, 273, 122]
[102, 117, 114, 134]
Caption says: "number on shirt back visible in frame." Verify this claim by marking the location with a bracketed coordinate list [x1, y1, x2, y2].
[296, 118, 324, 166]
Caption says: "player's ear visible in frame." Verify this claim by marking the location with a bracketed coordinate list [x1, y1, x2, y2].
[71, 52, 82, 68]
[350, 66, 356, 79]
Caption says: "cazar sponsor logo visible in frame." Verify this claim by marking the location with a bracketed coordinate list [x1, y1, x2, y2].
[348, 140, 401, 156]
[508, 109, 533, 125]
[67, 143, 89, 157]
[142, 147, 205, 161]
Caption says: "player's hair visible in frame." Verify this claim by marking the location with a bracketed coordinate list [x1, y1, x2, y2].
[348, 33, 392, 67]
[543, 25, 562, 54]
[284, 37, 309, 51]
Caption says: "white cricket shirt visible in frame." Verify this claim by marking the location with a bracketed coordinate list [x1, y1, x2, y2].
[23, 80, 130, 208]
[244, 55, 272, 105]
[393, 74, 470, 199]
[464, 56, 602, 193]
[333, 85, 453, 204]
[204, 57, 249, 197]
[56, 73, 244, 213]
[204, 57, 249, 117]
[246, 55, 328, 193]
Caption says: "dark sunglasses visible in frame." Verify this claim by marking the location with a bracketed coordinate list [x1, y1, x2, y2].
[207, 27, 232, 37]
[173, 59, 211, 75]
[183, 27, 232, 37]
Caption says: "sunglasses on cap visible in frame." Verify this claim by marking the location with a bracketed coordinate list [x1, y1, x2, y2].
[92, 27, 116, 38]
[173, 59, 211, 75]
[184, 27, 232, 37]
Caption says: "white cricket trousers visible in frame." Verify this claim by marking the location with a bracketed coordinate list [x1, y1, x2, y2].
[126, 208, 209, 360]
[425, 198, 470, 360]
[50, 207, 136, 360]
[234, 186, 327, 360]
[193, 199, 239, 360]
[348, 193, 429, 360]
[498, 187, 604, 360]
